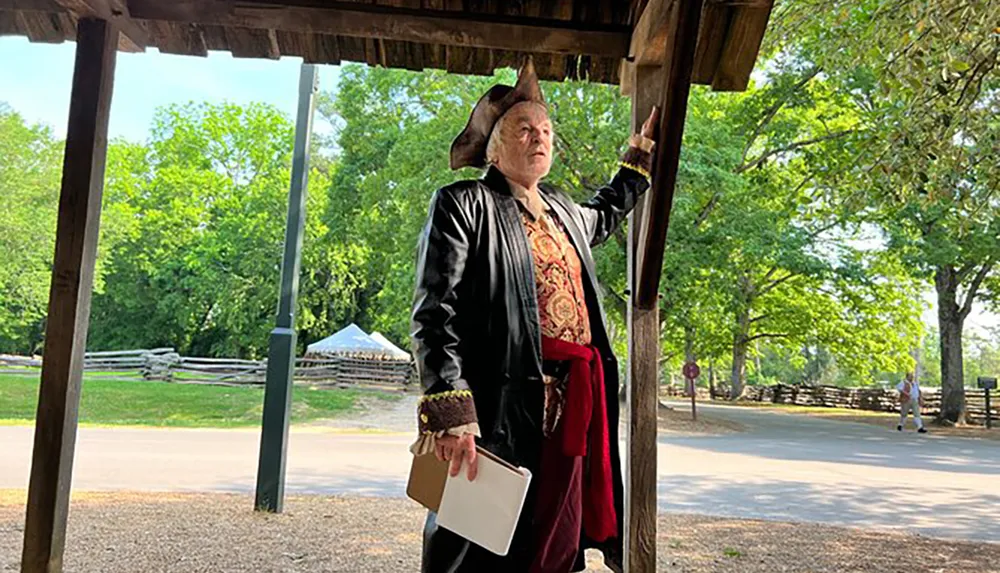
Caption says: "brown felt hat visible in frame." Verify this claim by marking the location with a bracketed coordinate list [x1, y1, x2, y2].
[449, 57, 546, 170]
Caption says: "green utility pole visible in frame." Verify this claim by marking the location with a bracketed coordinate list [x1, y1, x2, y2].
[255, 63, 318, 513]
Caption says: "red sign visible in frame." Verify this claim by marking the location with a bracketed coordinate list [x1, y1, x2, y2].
[683, 362, 700, 380]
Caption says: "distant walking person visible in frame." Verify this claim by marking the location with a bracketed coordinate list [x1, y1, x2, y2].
[897, 372, 927, 433]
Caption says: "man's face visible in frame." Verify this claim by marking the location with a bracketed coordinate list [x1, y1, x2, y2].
[496, 102, 553, 184]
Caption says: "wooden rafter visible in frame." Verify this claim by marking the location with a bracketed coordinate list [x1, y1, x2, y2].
[628, 0, 676, 66]
[125, 0, 632, 57]
[709, 1, 772, 91]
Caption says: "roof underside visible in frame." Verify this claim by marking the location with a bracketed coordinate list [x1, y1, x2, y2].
[0, 0, 772, 88]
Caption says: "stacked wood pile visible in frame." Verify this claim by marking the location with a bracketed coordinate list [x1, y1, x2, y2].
[0, 354, 41, 369]
[702, 383, 999, 426]
[0, 349, 412, 387]
[661, 385, 713, 400]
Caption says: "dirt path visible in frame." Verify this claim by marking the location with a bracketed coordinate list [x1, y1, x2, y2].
[2, 491, 997, 573]
[308, 391, 419, 433]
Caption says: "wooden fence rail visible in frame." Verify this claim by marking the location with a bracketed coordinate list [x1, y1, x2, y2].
[0, 349, 413, 387]
[663, 383, 999, 426]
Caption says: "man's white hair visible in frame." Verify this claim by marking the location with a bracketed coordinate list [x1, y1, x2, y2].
[485, 113, 508, 166]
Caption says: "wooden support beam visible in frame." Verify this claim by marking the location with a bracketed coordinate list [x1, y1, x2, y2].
[626, 306, 659, 572]
[126, 0, 631, 57]
[625, 63, 665, 573]
[635, 0, 705, 309]
[56, 0, 147, 49]
[21, 17, 116, 573]
[628, 0, 675, 66]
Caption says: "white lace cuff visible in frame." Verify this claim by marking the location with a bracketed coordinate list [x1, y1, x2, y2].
[408, 422, 482, 456]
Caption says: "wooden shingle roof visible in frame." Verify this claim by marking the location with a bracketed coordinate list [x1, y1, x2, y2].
[1, 0, 772, 89]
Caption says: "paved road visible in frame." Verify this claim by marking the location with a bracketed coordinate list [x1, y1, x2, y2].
[656, 402, 1000, 543]
[3, 403, 999, 542]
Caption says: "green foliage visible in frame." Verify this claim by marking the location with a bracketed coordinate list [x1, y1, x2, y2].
[766, 0, 999, 416]
[0, 105, 62, 354]
[662, 71, 922, 391]
[87, 102, 337, 358]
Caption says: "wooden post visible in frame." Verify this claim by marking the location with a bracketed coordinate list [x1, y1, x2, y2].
[21, 17, 117, 573]
[625, 64, 663, 573]
[626, 0, 706, 567]
[634, 0, 706, 309]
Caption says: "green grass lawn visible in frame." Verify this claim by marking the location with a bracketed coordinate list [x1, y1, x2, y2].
[0, 373, 399, 428]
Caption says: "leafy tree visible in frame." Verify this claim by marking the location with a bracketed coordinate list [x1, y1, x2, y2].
[89, 102, 335, 358]
[0, 104, 62, 354]
[769, 0, 1000, 422]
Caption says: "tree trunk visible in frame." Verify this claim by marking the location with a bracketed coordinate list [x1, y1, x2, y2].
[708, 359, 716, 399]
[730, 275, 753, 399]
[684, 326, 697, 365]
[684, 325, 697, 395]
[730, 305, 750, 399]
[753, 338, 762, 382]
[936, 266, 967, 425]
[730, 341, 748, 399]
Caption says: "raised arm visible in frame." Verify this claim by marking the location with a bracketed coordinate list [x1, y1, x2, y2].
[579, 108, 658, 247]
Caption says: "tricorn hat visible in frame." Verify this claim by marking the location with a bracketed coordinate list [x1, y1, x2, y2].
[449, 57, 546, 170]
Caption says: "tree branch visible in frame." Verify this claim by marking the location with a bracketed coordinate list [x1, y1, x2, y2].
[960, 259, 994, 319]
[757, 272, 799, 298]
[956, 262, 977, 281]
[747, 332, 791, 343]
[738, 130, 855, 174]
[613, 226, 627, 250]
[741, 67, 822, 165]
[606, 284, 628, 320]
[694, 193, 721, 229]
[658, 352, 679, 364]
[956, 44, 998, 108]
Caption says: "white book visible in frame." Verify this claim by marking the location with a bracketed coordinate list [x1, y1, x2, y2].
[407, 447, 533, 556]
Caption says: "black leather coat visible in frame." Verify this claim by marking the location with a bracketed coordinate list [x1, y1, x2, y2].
[412, 165, 649, 572]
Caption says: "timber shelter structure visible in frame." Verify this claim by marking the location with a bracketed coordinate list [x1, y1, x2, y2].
[0, 0, 773, 571]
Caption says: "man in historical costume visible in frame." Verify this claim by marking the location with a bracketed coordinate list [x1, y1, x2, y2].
[409, 58, 658, 573]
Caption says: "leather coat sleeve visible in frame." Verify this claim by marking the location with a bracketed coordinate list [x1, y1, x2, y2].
[578, 145, 653, 247]
[411, 186, 478, 434]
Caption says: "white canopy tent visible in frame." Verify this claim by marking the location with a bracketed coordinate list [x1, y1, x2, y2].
[369, 332, 412, 361]
[305, 323, 407, 361]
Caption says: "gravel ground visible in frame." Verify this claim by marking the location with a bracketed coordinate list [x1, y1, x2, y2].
[3, 491, 997, 572]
